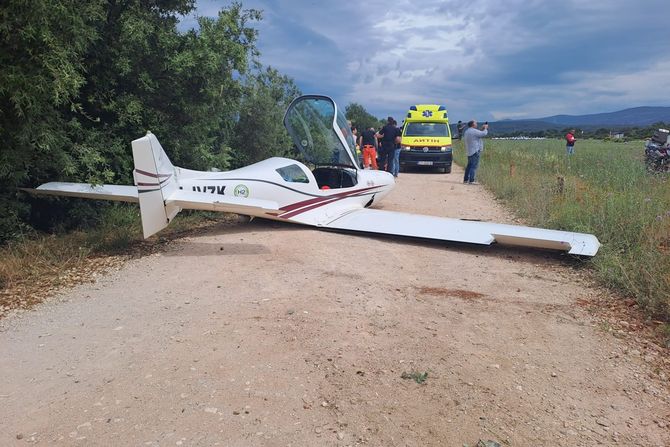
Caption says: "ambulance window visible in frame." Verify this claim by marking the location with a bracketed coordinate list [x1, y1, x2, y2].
[276, 164, 310, 183]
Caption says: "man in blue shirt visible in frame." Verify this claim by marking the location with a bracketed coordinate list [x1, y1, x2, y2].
[463, 120, 489, 184]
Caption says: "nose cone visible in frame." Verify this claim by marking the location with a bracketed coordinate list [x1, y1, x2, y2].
[358, 169, 395, 200]
[362, 169, 394, 185]
[379, 170, 396, 187]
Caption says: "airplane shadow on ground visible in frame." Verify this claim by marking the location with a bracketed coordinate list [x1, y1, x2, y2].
[320, 227, 588, 268]
[161, 218, 301, 257]
[181, 216, 303, 236]
[168, 216, 587, 268]
[165, 241, 271, 257]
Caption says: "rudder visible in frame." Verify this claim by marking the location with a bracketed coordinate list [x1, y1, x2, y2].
[132, 132, 180, 238]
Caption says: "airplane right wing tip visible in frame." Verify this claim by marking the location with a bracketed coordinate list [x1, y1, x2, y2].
[567, 235, 601, 257]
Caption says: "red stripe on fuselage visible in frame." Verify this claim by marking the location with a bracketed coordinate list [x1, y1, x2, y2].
[279, 185, 380, 213]
[279, 197, 343, 219]
[134, 169, 171, 179]
[135, 173, 172, 187]
[279, 186, 381, 219]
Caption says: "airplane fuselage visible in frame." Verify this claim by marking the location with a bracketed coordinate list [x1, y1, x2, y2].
[162, 157, 395, 226]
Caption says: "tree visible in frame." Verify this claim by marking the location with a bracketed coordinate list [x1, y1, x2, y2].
[70, 1, 261, 178]
[345, 102, 383, 132]
[231, 67, 301, 167]
[0, 1, 265, 241]
[594, 128, 610, 139]
[0, 0, 105, 238]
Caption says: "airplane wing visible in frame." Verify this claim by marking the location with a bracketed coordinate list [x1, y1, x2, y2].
[26, 183, 278, 217]
[27, 182, 139, 202]
[165, 190, 279, 215]
[321, 208, 600, 256]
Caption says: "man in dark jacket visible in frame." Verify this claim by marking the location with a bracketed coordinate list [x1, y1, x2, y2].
[376, 117, 398, 173]
[456, 120, 466, 139]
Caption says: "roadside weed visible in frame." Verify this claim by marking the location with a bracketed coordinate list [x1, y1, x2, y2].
[455, 139, 670, 320]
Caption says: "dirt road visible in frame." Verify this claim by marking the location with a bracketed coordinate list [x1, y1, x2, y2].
[1, 166, 669, 446]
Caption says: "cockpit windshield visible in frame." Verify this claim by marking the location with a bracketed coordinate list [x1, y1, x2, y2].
[284, 96, 359, 169]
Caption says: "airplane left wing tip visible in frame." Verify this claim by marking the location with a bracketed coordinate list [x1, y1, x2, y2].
[23, 182, 139, 203]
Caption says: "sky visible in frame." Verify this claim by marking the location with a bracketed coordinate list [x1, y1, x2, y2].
[180, 0, 670, 122]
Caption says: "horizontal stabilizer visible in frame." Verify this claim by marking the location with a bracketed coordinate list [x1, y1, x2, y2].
[322, 209, 600, 256]
[27, 182, 138, 203]
[165, 190, 279, 215]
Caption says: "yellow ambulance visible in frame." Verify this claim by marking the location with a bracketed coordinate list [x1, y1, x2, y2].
[399, 104, 453, 173]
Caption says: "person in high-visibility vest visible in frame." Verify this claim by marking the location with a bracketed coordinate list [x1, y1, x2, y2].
[360, 126, 378, 169]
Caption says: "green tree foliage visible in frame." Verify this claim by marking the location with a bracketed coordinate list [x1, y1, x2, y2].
[70, 1, 261, 181]
[231, 67, 301, 167]
[0, 0, 105, 238]
[345, 102, 383, 132]
[0, 1, 302, 242]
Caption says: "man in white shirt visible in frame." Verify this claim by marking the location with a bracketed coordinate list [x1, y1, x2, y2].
[463, 120, 489, 184]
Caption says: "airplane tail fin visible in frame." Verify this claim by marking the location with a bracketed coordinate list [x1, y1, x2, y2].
[132, 132, 181, 238]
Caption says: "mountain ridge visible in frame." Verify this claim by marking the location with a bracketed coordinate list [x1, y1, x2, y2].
[529, 106, 670, 126]
[487, 106, 670, 133]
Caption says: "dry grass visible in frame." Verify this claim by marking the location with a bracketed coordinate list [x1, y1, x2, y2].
[0, 205, 233, 316]
[455, 138, 670, 321]
[0, 234, 92, 290]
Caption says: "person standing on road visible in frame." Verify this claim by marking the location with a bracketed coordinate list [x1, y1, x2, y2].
[376, 117, 398, 173]
[463, 120, 488, 184]
[391, 119, 402, 177]
[351, 125, 359, 159]
[456, 120, 466, 139]
[360, 126, 378, 169]
[565, 129, 576, 155]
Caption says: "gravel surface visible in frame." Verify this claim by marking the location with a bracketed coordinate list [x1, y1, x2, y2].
[1, 166, 669, 446]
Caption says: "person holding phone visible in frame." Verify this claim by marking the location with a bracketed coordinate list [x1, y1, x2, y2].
[463, 120, 489, 184]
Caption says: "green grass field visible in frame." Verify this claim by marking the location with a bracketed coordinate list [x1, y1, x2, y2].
[454, 138, 670, 320]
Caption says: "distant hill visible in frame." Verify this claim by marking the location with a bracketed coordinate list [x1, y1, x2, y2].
[533, 106, 670, 126]
[486, 106, 670, 134]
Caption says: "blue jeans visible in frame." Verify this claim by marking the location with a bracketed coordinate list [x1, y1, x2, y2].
[380, 147, 393, 172]
[464, 151, 480, 183]
[566, 144, 574, 155]
[391, 148, 401, 176]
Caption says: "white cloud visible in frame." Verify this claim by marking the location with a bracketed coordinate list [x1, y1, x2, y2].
[564, 60, 670, 108]
[487, 60, 670, 119]
[190, 0, 670, 120]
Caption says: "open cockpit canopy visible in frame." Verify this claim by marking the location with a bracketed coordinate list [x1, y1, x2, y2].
[284, 95, 360, 169]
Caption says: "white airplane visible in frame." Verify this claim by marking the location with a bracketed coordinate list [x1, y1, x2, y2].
[28, 95, 600, 256]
